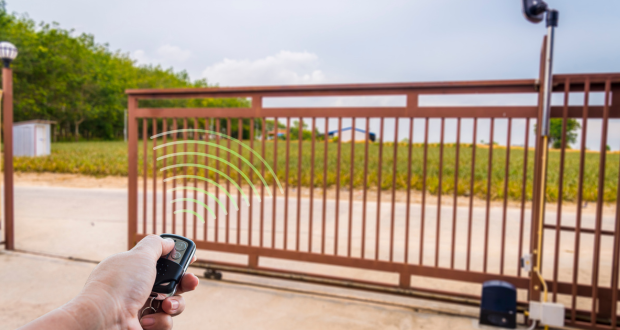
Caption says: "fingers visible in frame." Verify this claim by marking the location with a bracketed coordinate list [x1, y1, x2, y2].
[161, 296, 185, 316]
[140, 313, 173, 330]
[175, 272, 199, 295]
[132, 235, 175, 260]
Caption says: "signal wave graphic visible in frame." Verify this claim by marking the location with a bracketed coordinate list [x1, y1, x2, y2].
[153, 129, 282, 223]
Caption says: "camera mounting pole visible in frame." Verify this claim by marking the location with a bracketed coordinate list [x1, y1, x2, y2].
[540, 9, 559, 137]
[522, 0, 559, 137]
[521, 1, 560, 323]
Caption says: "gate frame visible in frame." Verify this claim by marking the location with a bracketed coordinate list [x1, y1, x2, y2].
[126, 41, 620, 329]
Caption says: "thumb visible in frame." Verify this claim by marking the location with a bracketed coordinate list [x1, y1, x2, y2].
[132, 235, 175, 260]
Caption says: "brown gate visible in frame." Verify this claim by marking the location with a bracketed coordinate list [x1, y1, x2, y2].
[127, 43, 620, 329]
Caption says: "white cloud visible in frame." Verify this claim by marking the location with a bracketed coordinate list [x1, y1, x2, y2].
[131, 49, 151, 66]
[156, 44, 192, 62]
[201, 51, 325, 86]
[131, 44, 192, 66]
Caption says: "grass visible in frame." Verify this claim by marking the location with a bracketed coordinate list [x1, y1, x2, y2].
[12, 139, 620, 203]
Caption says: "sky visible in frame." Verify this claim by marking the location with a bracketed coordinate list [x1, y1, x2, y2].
[7, 0, 620, 149]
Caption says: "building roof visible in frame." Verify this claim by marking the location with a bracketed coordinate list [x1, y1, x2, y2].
[328, 127, 376, 137]
[14, 120, 57, 126]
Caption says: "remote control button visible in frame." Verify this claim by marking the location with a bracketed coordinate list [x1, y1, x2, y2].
[174, 241, 187, 251]
[172, 251, 182, 259]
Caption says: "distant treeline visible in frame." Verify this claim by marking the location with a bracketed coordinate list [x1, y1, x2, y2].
[0, 4, 249, 141]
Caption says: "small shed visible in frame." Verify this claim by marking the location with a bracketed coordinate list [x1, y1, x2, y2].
[328, 127, 376, 142]
[13, 120, 55, 157]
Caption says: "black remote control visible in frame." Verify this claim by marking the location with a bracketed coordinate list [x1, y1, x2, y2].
[151, 234, 196, 300]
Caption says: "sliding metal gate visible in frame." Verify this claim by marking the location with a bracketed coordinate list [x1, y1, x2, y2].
[127, 41, 620, 329]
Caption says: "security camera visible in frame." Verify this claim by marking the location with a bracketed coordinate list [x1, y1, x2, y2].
[522, 0, 548, 23]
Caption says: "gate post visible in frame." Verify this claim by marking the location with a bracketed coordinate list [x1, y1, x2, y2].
[529, 36, 549, 304]
[127, 96, 138, 249]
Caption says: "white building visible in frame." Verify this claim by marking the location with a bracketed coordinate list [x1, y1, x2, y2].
[328, 127, 376, 142]
[13, 120, 55, 157]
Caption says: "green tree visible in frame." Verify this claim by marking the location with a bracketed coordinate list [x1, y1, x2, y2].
[549, 118, 581, 149]
[290, 120, 319, 140]
[0, 9, 249, 141]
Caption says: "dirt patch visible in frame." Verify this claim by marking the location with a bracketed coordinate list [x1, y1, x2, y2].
[13, 172, 128, 189]
[10, 172, 614, 215]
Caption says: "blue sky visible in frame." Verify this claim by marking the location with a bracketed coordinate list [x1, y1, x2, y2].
[7, 0, 620, 148]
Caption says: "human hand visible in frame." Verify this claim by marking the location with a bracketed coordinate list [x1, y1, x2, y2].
[20, 235, 199, 330]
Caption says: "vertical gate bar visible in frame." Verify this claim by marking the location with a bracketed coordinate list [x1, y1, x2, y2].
[322, 118, 329, 254]
[362, 118, 370, 259]
[251, 97, 261, 248]
[611, 115, 620, 329]
[268, 118, 274, 248]
[517, 118, 530, 277]
[467, 118, 478, 271]
[483, 119, 495, 273]
[284, 117, 291, 250]
[249, 118, 255, 246]
[152, 119, 157, 235]
[128, 96, 138, 249]
[335, 118, 343, 255]
[552, 79, 570, 300]
[162, 119, 167, 235]
[226, 118, 231, 243]
[571, 79, 590, 323]
[375, 117, 385, 260]
[435, 118, 445, 267]
[348, 118, 356, 257]
[238, 118, 243, 244]
[451, 118, 461, 269]
[420, 118, 429, 265]
[215, 119, 220, 241]
[590, 79, 611, 326]
[143, 118, 147, 234]
[405, 118, 414, 264]
[193, 118, 198, 240]
[182, 119, 188, 237]
[203, 119, 209, 241]
[309, 117, 316, 252]
[500, 118, 512, 275]
[390, 119, 399, 262]
[296, 117, 303, 251]
[172, 119, 178, 234]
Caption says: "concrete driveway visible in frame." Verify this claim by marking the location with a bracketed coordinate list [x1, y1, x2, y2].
[2, 185, 595, 329]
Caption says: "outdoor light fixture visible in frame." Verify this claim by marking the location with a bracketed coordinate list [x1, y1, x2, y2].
[0, 41, 18, 68]
[1, 40, 17, 251]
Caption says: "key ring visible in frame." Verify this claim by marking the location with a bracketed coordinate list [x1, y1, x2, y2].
[140, 296, 158, 319]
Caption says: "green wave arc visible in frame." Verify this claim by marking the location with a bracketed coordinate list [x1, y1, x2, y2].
[170, 186, 229, 214]
[161, 163, 260, 203]
[173, 209, 205, 223]
[165, 175, 245, 208]
[158, 151, 270, 198]
[172, 198, 217, 219]
[151, 129, 283, 194]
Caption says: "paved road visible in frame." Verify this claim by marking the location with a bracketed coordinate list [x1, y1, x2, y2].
[1, 251, 498, 330]
[2, 185, 614, 325]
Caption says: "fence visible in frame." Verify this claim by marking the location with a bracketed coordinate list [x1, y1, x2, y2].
[126, 42, 620, 329]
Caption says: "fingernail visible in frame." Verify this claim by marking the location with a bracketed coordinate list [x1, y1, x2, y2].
[141, 316, 155, 326]
[171, 300, 179, 310]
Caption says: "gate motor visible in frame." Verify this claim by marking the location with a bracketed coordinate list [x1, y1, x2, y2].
[479, 280, 517, 329]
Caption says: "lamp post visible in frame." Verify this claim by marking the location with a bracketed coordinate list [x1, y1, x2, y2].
[1, 41, 17, 250]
